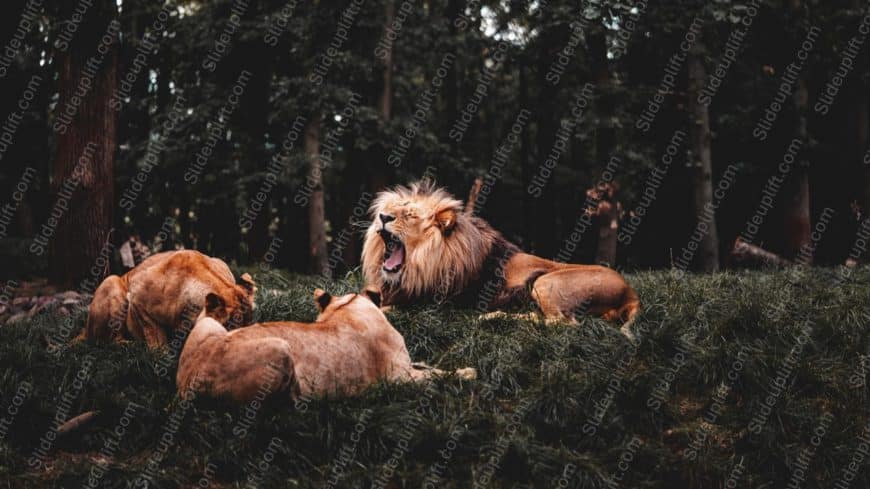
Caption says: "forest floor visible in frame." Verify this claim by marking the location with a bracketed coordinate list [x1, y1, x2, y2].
[0, 268, 868, 488]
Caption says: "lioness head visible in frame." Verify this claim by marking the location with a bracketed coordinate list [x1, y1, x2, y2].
[201, 273, 256, 328]
[362, 182, 496, 299]
[312, 287, 384, 323]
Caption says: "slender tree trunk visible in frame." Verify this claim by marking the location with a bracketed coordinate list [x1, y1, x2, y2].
[784, 2, 812, 260]
[369, 0, 394, 193]
[445, 0, 461, 143]
[49, 1, 118, 288]
[532, 21, 562, 256]
[379, 1, 394, 121]
[335, 0, 395, 272]
[594, 186, 620, 266]
[351, 0, 394, 224]
[592, 34, 615, 174]
[368, 0, 396, 216]
[852, 3, 870, 224]
[279, 202, 310, 272]
[782, 162, 811, 260]
[590, 30, 618, 266]
[687, 44, 720, 272]
[244, 56, 273, 261]
[18, 203, 35, 236]
[305, 114, 328, 274]
[859, 89, 870, 222]
[340, 142, 365, 272]
[596, 211, 619, 265]
[519, 65, 534, 245]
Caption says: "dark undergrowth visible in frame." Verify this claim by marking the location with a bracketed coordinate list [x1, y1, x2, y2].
[0, 268, 868, 488]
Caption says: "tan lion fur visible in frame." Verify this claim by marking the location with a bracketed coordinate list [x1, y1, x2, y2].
[362, 182, 640, 337]
[362, 182, 500, 298]
[80, 250, 256, 348]
[176, 289, 474, 402]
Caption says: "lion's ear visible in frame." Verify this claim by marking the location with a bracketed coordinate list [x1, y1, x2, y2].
[313, 288, 332, 312]
[205, 293, 226, 316]
[237, 273, 256, 294]
[435, 208, 457, 234]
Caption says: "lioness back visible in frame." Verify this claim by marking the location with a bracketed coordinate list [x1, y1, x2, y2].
[83, 250, 255, 347]
[230, 302, 410, 396]
[178, 290, 416, 401]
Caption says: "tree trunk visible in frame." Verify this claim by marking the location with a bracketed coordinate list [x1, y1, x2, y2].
[591, 30, 618, 266]
[854, 0, 870, 224]
[445, 0, 461, 141]
[783, 2, 812, 260]
[859, 89, 870, 223]
[592, 33, 615, 175]
[592, 185, 620, 266]
[519, 65, 534, 244]
[782, 166, 811, 260]
[687, 44, 720, 272]
[305, 114, 328, 274]
[49, 2, 118, 288]
[337, 142, 361, 274]
[532, 20, 562, 257]
[596, 210, 619, 266]
[379, 1, 394, 121]
[348, 0, 395, 264]
[243, 55, 274, 261]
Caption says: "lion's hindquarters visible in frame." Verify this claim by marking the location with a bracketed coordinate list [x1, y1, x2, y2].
[177, 334, 298, 403]
[531, 267, 639, 329]
[220, 339, 298, 402]
[178, 301, 474, 403]
[529, 275, 574, 322]
[83, 275, 129, 342]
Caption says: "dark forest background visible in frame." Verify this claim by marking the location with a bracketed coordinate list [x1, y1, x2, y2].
[1, 0, 869, 287]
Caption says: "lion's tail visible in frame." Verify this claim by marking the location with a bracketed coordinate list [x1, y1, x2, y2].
[618, 286, 641, 341]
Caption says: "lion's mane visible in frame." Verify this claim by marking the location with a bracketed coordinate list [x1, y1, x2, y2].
[362, 182, 520, 305]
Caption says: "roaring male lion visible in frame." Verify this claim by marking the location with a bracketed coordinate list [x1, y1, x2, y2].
[362, 182, 640, 338]
[176, 288, 475, 402]
[80, 250, 256, 348]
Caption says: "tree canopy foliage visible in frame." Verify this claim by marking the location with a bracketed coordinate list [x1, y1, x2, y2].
[1, 0, 868, 279]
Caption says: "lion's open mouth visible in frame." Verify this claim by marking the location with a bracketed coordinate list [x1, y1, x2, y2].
[380, 229, 405, 274]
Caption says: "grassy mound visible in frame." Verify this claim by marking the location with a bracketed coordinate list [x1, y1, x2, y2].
[0, 268, 868, 488]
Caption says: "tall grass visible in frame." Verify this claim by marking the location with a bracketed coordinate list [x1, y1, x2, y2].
[0, 268, 867, 488]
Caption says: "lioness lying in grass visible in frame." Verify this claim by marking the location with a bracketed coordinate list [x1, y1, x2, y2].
[176, 288, 475, 402]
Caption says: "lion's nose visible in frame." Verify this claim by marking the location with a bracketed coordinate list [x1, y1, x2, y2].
[379, 213, 396, 224]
